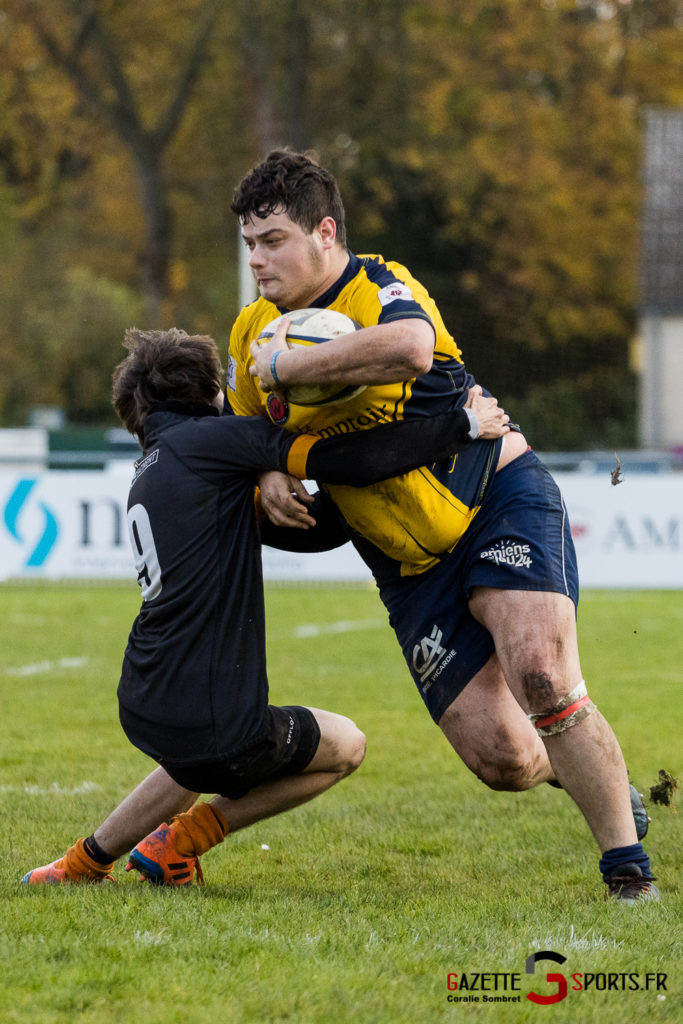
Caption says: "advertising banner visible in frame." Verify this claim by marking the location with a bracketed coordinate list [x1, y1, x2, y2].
[1, 468, 682, 588]
[554, 472, 683, 589]
[1, 468, 136, 580]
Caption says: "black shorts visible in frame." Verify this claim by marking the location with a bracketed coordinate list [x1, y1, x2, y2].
[159, 705, 321, 800]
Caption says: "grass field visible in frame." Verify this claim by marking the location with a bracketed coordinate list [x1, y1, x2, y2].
[1, 583, 681, 1024]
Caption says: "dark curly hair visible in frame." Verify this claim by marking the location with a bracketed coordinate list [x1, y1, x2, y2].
[231, 148, 347, 247]
[112, 327, 223, 443]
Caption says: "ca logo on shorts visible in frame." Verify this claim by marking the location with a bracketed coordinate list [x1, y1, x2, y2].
[412, 625, 447, 688]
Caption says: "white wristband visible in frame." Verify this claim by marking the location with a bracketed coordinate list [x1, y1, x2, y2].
[464, 408, 479, 439]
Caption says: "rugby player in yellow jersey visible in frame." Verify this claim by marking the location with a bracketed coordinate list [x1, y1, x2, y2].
[228, 149, 657, 902]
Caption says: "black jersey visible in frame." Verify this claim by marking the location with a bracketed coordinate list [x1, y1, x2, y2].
[118, 401, 476, 766]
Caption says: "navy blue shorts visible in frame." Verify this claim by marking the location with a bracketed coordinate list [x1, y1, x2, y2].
[381, 450, 579, 724]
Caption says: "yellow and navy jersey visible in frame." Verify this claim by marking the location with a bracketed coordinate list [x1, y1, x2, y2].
[227, 252, 500, 579]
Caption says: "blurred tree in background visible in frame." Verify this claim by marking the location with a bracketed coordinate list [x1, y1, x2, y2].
[0, 0, 681, 445]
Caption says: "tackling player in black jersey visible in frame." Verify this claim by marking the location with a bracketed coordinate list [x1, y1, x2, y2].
[22, 321, 508, 886]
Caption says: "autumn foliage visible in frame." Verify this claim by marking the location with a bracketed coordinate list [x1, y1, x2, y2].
[0, 0, 681, 446]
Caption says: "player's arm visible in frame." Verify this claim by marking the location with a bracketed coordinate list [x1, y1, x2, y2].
[285, 396, 508, 488]
[257, 386, 509, 527]
[250, 317, 434, 391]
[259, 490, 350, 552]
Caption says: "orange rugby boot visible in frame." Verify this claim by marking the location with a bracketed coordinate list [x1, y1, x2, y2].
[126, 823, 204, 886]
[22, 840, 115, 885]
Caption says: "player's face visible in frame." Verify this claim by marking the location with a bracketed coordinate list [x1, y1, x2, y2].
[241, 210, 337, 309]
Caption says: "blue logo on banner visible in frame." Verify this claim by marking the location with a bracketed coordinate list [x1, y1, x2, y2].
[4, 479, 59, 567]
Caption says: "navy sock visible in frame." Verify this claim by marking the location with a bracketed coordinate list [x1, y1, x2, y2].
[83, 834, 115, 865]
[599, 843, 651, 881]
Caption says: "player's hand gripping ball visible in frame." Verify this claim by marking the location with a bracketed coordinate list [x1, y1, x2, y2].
[257, 308, 366, 407]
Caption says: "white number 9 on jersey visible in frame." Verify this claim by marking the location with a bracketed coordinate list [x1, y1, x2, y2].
[127, 503, 162, 601]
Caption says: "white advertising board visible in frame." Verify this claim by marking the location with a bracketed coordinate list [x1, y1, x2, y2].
[0, 468, 136, 580]
[1, 468, 682, 587]
[554, 472, 683, 588]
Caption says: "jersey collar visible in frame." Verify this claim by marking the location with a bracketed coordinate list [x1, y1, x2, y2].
[141, 402, 219, 445]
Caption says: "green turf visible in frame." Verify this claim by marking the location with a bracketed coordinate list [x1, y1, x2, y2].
[0, 584, 681, 1023]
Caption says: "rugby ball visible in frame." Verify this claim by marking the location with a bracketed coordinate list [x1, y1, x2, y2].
[257, 308, 367, 407]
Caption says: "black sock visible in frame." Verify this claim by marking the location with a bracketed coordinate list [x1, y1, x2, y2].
[83, 834, 115, 865]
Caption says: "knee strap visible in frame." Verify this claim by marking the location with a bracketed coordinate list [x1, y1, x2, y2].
[527, 680, 596, 736]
